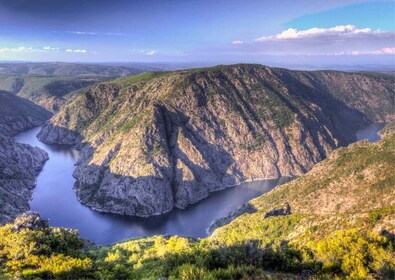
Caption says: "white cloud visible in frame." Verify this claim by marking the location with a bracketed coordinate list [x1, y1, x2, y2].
[145, 50, 158, 55]
[255, 25, 379, 41]
[65, 49, 88, 53]
[68, 31, 98, 35]
[0, 46, 64, 53]
[332, 47, 395, 56]
[68, 31, 124, 36]
[232, 40, 244, 45]
[43, 46, 59, 51]
[0, 46, 40, 53]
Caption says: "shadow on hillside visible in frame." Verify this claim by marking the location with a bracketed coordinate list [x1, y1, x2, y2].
[257, 70, 371, 146]
[37, 117, 241, 217]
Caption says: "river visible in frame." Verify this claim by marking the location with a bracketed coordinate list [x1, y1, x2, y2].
[14, 123, 384, 244]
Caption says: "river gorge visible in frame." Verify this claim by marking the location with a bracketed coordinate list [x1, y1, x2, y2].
[14, 123, 384, 244]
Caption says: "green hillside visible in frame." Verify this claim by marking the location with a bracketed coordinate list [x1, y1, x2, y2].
[0, 75, 105, 112]
[0, 132, 393, 279]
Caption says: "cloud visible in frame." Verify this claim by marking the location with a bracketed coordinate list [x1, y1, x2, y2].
[255, 25, 379, 41]
[232, 40, 244, 45]
[0, 46, 66, 53]
[68, 31, 124, 36]
[332, 47, 395, 56]
[65, 49, 88, 53]
[0, 46, 48, 53]
[43, 46, 59, 51]
[145, 50, 158, 55]
[240, 25, 395, 56]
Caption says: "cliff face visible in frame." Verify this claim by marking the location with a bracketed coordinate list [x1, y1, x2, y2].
[0, 136, 48, 224]
[0, 91, 50, 224]
[38, 64, 395, 216]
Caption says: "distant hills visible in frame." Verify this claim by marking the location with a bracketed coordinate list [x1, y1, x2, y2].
[0, 62, 159, 112]
[0, 62, 151, 77]
[37, 64, 394, 217]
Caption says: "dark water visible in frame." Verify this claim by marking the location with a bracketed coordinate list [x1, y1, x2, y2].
[14, 123, 384, 245]
[15, 127, 291, 244]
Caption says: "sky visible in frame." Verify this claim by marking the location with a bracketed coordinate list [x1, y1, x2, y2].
[0, 0, 394, 66]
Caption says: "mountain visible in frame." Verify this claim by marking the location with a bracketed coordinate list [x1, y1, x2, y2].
[0, 91, 50, 224]
[0, 75, 107, 112]
[0, 62, 152, 77]
[37, 64, 395, 217]
[0, 132, 394, 279]
[0, 91, 51, 137]
[0, 62, 167, 112]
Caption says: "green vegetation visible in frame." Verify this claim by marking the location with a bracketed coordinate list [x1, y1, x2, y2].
[0, 222, 92, 279]
[0, 75, 104, 111]
[114, 72, 165, 85]
[1, 133, 394, 279]
[368, 205, 395, 225]
[239, 132, 267, 151]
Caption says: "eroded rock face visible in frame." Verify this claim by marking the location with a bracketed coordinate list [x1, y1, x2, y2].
[0, 136, 48, 224]
[38, 64, 395, 216]
[0, 91, 50, 224]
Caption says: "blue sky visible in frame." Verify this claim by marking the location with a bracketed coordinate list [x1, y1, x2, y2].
[0, 0, 394, 65]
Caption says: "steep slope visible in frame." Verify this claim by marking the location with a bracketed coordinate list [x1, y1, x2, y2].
[211, 133, 395, 237]
[0, 91, 51, 136]
[0, 134, 394, 279]
[38, 64, 395, 216]
[0, 91, 50, 224]
[0, 75, 105, 112]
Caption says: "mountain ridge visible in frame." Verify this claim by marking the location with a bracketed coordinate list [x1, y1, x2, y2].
[37, 64, 395, 216]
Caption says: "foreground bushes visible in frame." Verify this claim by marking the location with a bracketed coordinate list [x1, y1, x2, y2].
[0, 215, 394, 279]
[0, 223, 93, 279]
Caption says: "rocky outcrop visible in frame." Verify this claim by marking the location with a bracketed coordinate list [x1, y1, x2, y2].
[263, 203, 291, 218]
[38, 64, 395, 217]
[0, 91, 50, 224]
[0, 136, 48, 224]
[13, 211, 49, 232]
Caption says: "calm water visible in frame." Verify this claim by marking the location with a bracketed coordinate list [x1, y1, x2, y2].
[14, 123, 383, 244]
[15, 127, 289, 244]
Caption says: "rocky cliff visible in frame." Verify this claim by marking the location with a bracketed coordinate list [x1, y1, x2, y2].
[0, 136, 48, 224]
[0, 91, 50, 224]
[38, 64, 395, 216]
